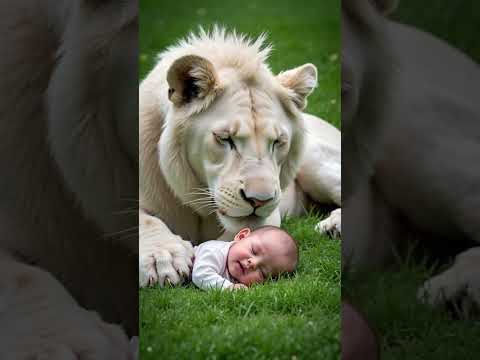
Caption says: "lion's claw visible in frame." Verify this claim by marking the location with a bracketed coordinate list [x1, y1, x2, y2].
[139, 214, 194, 288]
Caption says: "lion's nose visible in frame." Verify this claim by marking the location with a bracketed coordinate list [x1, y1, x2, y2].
[250, 197, 271, 208]
[240, 189, 274, 208]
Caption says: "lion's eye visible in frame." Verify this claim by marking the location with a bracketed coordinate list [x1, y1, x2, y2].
[271, 139, 281, 153]
[213, 133, 236, 150]
[226, 137, 236, 149]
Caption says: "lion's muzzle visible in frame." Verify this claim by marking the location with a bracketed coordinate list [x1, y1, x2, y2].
[239, 164, 279, 217]
[240, 177, 277, 209]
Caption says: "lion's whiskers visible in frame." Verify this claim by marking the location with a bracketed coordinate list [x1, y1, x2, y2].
[184, 196, 216, 203]
[191, 203, 218, 214]
[183, 198, 217, 208]
[207, 208, 218, 217]
[183, 188, 218, 213]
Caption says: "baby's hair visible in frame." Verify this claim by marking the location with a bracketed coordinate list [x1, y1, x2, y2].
[251, 225, 299, 276]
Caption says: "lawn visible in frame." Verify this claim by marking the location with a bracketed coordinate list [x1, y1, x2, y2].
[139, 1, 341, 359]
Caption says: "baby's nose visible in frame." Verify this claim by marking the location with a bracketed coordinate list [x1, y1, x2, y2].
[247, 258, 257, 270]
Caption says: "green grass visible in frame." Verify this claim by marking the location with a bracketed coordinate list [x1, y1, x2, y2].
[141, 216, 340, 360]
[139, 1, 340, 358]
[140, 0, 340, 128]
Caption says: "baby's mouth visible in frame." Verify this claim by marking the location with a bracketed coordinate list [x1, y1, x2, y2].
[238, 261, 245, 274]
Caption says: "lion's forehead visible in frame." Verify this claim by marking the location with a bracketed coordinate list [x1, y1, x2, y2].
[220, 84, 289, 139]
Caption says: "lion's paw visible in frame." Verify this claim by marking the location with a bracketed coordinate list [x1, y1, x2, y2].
[139, 235, 194, 288]
[315, 208, 341, 238]
[417, 247, 480, 317]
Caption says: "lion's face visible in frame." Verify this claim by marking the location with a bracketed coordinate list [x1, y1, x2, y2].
[158, 37, 317, 233]
[185, 80, 296, 230]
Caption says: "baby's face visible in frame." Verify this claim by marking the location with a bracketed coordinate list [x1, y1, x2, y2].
[227, 228, 296, 286]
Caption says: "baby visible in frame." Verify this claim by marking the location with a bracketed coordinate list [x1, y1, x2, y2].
[192, 225, 298, 290]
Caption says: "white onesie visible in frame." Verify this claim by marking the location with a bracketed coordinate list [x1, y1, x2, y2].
[192, 240, 235, 290]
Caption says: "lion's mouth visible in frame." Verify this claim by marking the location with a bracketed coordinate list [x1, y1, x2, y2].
[220, 213, 262, 221]
[217, 211, 266, 231]
[217, 209, 274, 233]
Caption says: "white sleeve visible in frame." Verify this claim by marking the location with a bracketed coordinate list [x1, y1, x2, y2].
[192, 245, 233, 291]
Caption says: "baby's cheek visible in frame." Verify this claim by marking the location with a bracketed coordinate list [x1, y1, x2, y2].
[241, 276, 254, 286]
[250, 273, 264, 285]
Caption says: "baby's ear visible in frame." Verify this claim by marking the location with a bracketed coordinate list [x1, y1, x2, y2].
[234, 228, 251, 241]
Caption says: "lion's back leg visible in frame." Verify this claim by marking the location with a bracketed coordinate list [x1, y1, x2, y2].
[279, 181, 310, 218]
[293, 113, 341, 235]
[296, 114, 341, 205]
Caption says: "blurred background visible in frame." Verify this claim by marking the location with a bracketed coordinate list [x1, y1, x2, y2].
[346, 1, 480, 359]
[394, 1, 480, 61]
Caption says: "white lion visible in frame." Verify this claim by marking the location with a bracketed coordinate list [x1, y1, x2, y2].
[139, 28, 341, 287]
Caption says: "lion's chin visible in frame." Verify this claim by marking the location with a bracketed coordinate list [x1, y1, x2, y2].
[218, 213, 268, 233]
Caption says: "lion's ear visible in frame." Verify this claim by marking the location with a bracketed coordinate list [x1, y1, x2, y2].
[167, 55, 218, 106]
[277, 63, 317, 110]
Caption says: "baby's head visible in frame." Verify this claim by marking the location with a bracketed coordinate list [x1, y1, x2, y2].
[227, 225, 298, 286]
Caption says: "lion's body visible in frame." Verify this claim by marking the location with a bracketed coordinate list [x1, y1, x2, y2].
[139, 28, 341, 286]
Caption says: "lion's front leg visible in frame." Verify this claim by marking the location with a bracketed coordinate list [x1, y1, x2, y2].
[139, 210, 194, 288]
[418, 247, 480, 317]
